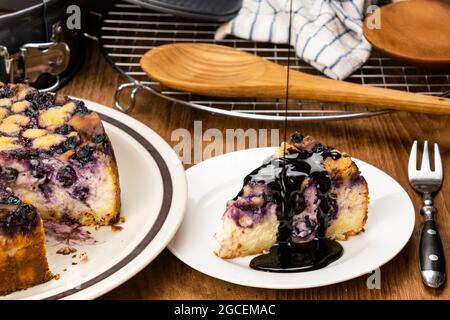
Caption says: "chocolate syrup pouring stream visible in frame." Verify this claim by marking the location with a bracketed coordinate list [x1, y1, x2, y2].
[249, 0, 343, 273]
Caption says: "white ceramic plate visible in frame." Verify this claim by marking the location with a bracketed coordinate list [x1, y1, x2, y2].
[1, 99, 187, 300]
[169, 147, 415, 289]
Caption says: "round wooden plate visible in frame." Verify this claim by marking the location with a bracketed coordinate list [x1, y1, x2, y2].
[363, 0, 450, 66]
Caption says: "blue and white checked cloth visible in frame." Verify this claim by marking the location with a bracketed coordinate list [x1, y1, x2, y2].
[215, 0, 372, 80]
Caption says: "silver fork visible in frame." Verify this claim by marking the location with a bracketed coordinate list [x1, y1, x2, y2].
[408, 141, 445, 288]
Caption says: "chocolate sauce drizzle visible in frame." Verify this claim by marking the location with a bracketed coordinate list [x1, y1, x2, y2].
[243, 148, 343, 273]
[247, 0, 342, 273]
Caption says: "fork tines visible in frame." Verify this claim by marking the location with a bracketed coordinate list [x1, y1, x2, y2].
[408, 140, 443, 181]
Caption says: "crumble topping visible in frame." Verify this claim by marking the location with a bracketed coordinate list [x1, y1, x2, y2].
[0, 82, 115, 207]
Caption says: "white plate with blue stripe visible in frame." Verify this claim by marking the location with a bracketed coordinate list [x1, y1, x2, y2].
[1, 99, 187, 300]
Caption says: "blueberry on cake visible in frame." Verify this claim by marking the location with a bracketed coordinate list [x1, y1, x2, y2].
[215, 134, 369, 263]
[0, 82, 120, 225]
[0, 82, 120, 294]
[0, 187, 52, 294]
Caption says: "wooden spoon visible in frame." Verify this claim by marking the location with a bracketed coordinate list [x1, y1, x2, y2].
[140, 43, 450, 115]
[363, 0, 450, 66]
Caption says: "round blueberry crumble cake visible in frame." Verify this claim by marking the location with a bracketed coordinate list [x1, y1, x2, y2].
[215, 134, 369, 272]
[0, 82, 120, 294]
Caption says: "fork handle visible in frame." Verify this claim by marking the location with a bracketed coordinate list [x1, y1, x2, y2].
[419, 218, 446, 288]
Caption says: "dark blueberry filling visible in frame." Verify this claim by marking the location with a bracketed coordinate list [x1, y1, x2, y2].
[234, 201, 258, 213]
[328, 198, 339, 221]
[0, 205, 38, 235]
[71, 145, 95, 164]
[292, 214, 318, 241]
[304, 216, 312, 228]
[228, 196, 269, 228]
[102, 139, 113, 156]
[25, 90, 38, 102]
[38, 183, 52, 199]
[24, 102, 39, 118]
[74, 100, 89, 115]
[55, 124, 73, 135]
[349, 172, 365, 187]
[3, 149, 30, 160]
[5, 195, 21, 205]
[56, 165, 77, 187]
[290, 133, 304, 144]
[26, 91, 54, 109]
[72, 186, 89, 202]
[91, 134, 106, 144]
[28, 116, 39, 129]
[0, 188, 21, 205]
[54, 136, 80, 154]
[3, 149, 48, 161]
[293, 193, 307, 214]
[30, 159, 47, 179]
[0, 168, 19, 182]
[0, 86, 15, 99]
[18, 134, 33, 148]
[64, 136, 80, 151]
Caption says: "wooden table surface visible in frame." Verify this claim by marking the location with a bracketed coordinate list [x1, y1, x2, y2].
[59, 41, 450, 300]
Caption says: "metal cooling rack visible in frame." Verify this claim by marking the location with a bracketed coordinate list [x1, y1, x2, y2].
[99, 1, 450, 121]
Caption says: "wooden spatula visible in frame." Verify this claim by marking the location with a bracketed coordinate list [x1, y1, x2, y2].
[140, 43, 450, 115]
[363, 0, 450, 66]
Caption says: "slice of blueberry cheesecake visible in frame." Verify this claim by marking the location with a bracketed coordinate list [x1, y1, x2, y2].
[0, 82, 120, 226]
[0, 186, 52, 294]
[215, 134, 369, 259]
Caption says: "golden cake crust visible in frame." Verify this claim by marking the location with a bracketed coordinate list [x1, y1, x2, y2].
[0, 218, 52, 295]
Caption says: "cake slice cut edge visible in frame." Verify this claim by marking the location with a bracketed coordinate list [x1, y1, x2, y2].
[215, 184, 279, 259]
[323, 150, 369, 241]
[0, 192, 52, 295]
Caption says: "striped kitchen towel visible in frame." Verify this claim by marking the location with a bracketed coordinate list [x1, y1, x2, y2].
[215, 0, 373, 80]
